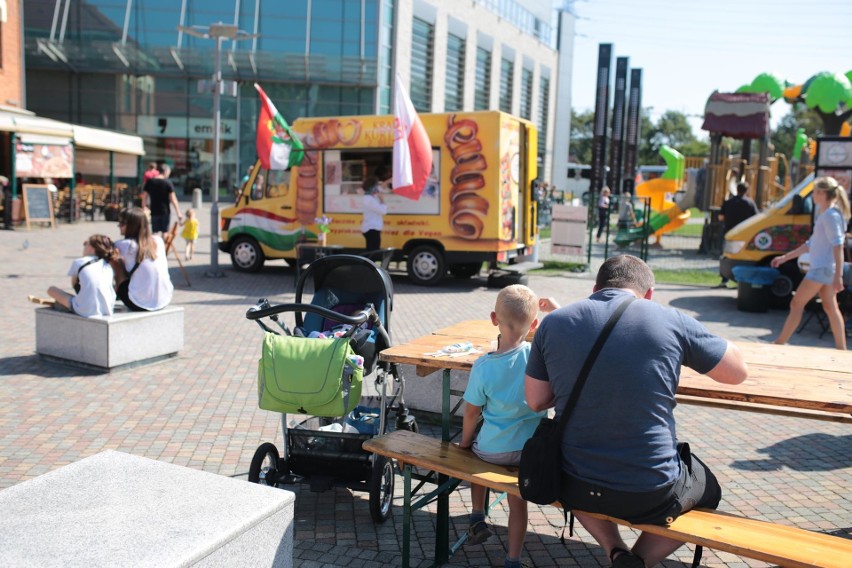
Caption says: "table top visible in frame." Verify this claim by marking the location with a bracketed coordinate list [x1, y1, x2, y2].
[381, 320, 852, 418]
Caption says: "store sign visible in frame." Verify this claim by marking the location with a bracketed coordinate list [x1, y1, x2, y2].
[15, 142, 74, 179]
[137, 116, 238, 141]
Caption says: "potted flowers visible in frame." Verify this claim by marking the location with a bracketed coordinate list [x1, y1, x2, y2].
[314, 215, 332, 245]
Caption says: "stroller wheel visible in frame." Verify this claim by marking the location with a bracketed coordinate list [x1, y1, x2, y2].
[248, 442, 282, 488]
[369, 455, 395, 523]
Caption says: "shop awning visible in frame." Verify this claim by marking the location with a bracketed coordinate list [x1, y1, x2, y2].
[72, 125, 145, 156]
[0, 106, 144, 156]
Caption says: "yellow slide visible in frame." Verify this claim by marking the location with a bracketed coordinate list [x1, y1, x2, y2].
[635, 177, 690, 238]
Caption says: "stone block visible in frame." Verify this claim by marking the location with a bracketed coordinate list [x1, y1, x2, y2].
[35, 306, 184, 370]
[0, 450, 295, 567]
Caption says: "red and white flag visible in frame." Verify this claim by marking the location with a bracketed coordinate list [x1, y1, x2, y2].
[392, 74, 433, 201]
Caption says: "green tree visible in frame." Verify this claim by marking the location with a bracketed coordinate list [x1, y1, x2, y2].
[772, 106, 823, 160]
[568, 109, 594, 164]
[643, 110, 709, 163]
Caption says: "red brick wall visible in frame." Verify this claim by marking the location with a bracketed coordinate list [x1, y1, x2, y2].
[0, 0, 24, 108]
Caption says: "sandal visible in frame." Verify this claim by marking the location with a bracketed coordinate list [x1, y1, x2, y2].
[610, 547, 645, 568]
[465, 520, 493, 545]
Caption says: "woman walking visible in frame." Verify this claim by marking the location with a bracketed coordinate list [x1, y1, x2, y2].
[771, 177, 850, 350]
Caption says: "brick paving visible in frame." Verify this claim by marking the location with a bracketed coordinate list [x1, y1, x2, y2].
[0, 210, 850, 567]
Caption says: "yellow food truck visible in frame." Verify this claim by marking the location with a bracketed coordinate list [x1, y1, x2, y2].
[720, 173, 815, 304]
[219, 110, 539, 285]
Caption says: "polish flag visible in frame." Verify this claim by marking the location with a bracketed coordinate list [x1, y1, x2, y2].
[392, 74, 433, 201]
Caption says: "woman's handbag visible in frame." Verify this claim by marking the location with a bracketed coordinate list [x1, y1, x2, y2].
[518, 297, 635, 505]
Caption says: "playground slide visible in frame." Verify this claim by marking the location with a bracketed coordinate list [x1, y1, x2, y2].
[615, 177, 690, 246]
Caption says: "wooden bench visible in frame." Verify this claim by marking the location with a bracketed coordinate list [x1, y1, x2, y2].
[363, 430, 852, 568]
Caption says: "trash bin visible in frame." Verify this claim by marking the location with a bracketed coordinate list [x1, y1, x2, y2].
[732, 266, 779, 313]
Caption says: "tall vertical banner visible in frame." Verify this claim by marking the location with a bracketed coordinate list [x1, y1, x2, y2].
[622, 68, 643, 196]
[608, 57, 629, 194]
[590, 44, 612, 195]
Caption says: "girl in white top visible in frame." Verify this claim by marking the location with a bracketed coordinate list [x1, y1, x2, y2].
[113, 207, 174, 311]
[48, 234, 117, 317]
[360, 175, 388, 251]
[771, 176, 851, 350]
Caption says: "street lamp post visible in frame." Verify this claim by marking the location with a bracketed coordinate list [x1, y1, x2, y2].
[177, 23, 257, 277]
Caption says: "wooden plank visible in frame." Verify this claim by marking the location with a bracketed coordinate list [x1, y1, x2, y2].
[679, 365, 852, 414]
[364, 431, 852, 568]
[382, 327, 852, 416]
[436, 320, 852, 375]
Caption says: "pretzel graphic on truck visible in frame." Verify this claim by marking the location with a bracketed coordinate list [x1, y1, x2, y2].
[220, 110, 539, 286]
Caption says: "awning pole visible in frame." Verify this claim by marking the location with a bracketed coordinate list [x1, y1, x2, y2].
[10, 133, 16, 199]
[110, 151, 116, 204]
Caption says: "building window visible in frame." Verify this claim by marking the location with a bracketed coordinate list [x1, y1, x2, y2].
[410, 17, 434, 112]
[499, 57, 513, 113]
[474, 47, 491, 111]
[520, 68, 533, 120]
[444, 34, 465, 111]
[538, 75, 550, 172]
[378, 0, 394, 113]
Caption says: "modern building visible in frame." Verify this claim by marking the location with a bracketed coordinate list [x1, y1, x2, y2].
[23, 0, 574, 195]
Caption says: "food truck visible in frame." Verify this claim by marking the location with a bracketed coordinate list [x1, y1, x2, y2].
[219, 110, 539, 285]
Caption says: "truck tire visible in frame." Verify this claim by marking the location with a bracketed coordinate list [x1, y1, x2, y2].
[449, 263, 482, 279]
[769, 259, 801, 309]
[230, 236, 265, 272]
[407, 245, 446, 286]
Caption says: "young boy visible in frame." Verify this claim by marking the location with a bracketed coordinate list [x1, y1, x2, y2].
[459, 284, 552, 568]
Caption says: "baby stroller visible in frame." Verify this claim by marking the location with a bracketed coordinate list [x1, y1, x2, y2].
[245, 254, 416, 523]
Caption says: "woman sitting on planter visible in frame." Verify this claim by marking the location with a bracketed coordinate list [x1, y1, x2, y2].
[112, 207, 174, 312]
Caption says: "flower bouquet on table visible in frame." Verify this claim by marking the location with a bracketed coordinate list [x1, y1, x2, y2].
[315, 215, 332, 245]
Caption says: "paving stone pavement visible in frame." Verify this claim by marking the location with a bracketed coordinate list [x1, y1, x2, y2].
[1, 209, 850, 567]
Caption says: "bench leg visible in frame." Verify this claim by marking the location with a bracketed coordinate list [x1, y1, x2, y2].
[403, 464, 411, 568]
[435, 369, 452, 563]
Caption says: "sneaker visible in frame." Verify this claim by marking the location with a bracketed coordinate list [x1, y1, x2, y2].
[465, 520, 493, 545]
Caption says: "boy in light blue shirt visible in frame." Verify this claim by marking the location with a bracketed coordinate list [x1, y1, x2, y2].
[459, 285, 552, 568]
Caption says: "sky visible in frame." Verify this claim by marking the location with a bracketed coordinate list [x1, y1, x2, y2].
[567, 0, 852, 138]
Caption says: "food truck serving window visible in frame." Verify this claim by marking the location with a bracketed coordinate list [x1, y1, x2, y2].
[322, 148, 441, 216]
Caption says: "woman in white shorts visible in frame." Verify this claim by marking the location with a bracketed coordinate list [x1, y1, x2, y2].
[771, 177, 850, 350]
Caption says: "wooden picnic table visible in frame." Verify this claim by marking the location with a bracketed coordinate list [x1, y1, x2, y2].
[385, 320, 852, 420]
[378, 321, 852, 565]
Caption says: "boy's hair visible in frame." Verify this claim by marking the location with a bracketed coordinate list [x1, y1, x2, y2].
[495, 285, 538, 331]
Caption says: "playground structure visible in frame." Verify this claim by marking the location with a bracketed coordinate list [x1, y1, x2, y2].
[614, 145, 693, 247]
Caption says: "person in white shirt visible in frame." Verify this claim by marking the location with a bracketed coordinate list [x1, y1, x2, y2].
[112, 207, 174, 311]
[48, 234, 117, 317]
[360, 175, 387, 251]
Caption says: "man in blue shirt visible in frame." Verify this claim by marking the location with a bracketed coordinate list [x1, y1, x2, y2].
[526, 255, 747, 567]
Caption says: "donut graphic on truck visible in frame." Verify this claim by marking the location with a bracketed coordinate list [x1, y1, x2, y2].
[219, 110, 539, 286]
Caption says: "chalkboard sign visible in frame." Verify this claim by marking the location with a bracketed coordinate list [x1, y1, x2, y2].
[22, 184, 56, 230]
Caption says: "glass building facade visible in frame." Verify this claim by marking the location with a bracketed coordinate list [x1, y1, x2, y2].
[23, 0, 383, 195]
[22, 0, 561, 193]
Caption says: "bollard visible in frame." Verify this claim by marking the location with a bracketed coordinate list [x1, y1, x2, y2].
[192, 188, 203, 212]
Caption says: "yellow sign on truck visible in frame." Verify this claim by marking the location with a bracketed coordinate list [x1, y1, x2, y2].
[219, 110, 539, 285]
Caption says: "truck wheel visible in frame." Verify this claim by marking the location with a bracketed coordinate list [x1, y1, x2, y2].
[231, 236, 265, 272]
[407, 245, 446, 286]
[449, 263, 482, 279]
[769, 260, 802, 309]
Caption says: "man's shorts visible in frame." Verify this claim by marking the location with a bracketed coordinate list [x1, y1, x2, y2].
[151, 213, 170, 234]
[559, 443, 721, 525]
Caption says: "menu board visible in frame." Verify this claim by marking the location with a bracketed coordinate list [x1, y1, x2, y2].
[22, 184, 56, 229]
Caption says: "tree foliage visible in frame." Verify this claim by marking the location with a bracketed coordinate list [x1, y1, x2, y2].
[569, 108, 708, 167]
